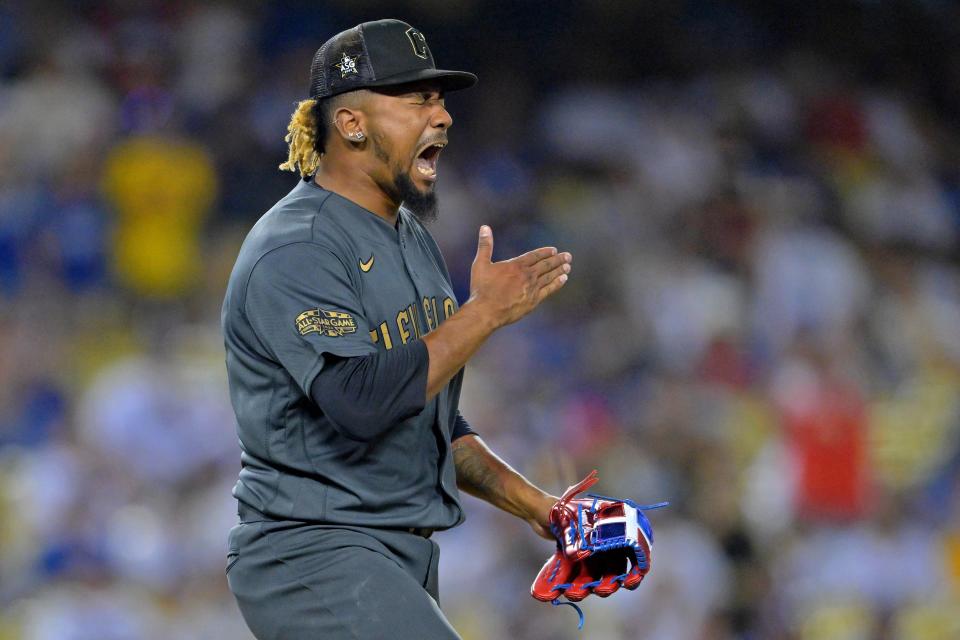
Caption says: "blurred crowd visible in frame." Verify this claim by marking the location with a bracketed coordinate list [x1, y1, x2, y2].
[1, 1, 959, 639]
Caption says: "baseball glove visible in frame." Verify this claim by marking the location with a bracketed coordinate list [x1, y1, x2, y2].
[531, 470, 667, 628]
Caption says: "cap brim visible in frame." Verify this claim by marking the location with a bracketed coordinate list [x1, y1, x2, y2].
[364, 68, 478, 93]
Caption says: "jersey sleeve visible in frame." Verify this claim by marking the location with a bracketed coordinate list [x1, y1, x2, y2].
[244, 241, 375, 395]
[451, 411, 478, 441]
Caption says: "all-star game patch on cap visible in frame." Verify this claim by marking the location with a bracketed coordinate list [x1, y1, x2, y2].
[308, 19, 477, 99]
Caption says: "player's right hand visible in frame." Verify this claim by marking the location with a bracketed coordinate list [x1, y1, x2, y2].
[468, 225, 572, 328]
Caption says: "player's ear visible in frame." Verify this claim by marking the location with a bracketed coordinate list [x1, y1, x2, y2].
[331, 91, 371, 144]
[332, 106, 364, 142]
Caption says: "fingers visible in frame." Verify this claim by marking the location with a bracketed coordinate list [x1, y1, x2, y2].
[506, 246, 573, 278]
[533, 252, 572, 276]
[537, 261, 571, 288]
[471, 233, 571, 322]
[516, 246, 558, 267]
[474, 225, 494, 264]
[524, 251, 572, 304]
[536, 271, 569, 304]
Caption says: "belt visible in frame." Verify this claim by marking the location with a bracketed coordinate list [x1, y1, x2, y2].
[238, 502, 434, 538]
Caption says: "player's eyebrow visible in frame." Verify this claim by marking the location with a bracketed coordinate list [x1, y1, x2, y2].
[408, 90, 443, 101]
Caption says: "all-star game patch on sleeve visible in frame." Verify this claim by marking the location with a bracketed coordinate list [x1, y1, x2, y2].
[244, 241, 376, 395]
[295, 307, 358, 338]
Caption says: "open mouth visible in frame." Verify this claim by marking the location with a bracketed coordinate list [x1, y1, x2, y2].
[415, 142, 446, 180]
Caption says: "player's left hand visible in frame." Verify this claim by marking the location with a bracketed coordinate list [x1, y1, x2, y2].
[528, 520, 553, 540]
[525, 492, 558, 540]
[527, 512, 555, 540]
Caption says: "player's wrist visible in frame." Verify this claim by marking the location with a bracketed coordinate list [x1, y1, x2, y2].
[459, 298, 502, 332]
[533, 492, 558, 525]
[520, 490, 557, 541]
[517, 486, 556, 526]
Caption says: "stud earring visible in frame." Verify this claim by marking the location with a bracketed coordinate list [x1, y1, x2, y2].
[353, 131, 365, 141]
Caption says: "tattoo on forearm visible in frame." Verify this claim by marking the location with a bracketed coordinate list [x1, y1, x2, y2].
[453, 439, 505, 504]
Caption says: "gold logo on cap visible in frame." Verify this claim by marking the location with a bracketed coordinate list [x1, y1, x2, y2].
[405, 28, 428, 60]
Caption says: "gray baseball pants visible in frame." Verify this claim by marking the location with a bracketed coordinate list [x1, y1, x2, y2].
[226, 514, 461, 640]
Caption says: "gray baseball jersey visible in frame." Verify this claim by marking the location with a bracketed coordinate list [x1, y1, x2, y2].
[222, 176, 464, 530]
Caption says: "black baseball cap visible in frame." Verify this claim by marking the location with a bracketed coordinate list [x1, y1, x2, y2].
[308, 19, 477, 99]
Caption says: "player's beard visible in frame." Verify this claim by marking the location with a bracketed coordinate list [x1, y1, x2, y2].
[395, 172, 438, 222]
[372, 132, 439, 222]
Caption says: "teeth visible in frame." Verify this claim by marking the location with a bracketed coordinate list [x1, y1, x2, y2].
[415, 143, 444, 179]
[416, 160, 436, 177]
[418, 142, 446, 156]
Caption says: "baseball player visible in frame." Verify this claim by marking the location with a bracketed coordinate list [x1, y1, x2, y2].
[221, 19, 572, 639]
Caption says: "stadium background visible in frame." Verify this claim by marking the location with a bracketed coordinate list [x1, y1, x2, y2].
[1, 1, 959, 638]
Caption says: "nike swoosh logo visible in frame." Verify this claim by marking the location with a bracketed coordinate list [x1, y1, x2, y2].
[359, 255, 375, 272]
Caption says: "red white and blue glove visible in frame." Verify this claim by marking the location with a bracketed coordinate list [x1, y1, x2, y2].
[531, 470, 667, 629]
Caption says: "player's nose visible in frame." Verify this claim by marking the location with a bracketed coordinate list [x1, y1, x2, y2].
[431, 104, 453, 129]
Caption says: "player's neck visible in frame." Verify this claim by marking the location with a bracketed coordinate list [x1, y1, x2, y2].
[313, 162, 400, 226]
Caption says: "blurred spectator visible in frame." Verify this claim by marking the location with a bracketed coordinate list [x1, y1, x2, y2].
[101, 133, 217, 298]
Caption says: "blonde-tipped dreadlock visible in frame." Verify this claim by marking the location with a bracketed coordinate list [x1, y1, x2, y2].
[279, 99, 321, 177]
